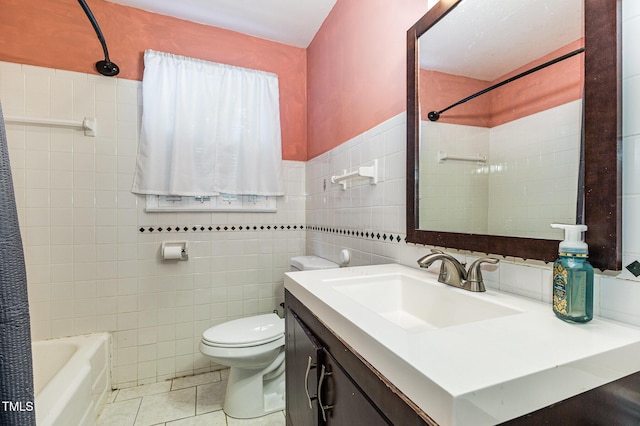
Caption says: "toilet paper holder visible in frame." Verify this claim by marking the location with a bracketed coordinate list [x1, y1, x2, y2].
[161, 241, 189, 261]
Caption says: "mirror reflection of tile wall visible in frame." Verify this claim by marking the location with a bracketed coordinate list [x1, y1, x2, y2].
[420, 122, 490, 234]
[419, 100, 580, 240]
[488, 101, 580, 239]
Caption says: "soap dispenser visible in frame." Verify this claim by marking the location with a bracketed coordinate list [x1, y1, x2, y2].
[550, 223, 594, 323]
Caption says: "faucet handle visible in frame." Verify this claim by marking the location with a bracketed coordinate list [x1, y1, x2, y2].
[464, 257, 499, 292]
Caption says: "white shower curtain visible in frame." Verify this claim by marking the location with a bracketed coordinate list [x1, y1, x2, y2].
[132, 50, 284, 196]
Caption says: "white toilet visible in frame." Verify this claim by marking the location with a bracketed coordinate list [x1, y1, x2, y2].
[199, 255, 339, 419]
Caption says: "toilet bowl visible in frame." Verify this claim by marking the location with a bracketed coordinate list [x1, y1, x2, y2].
[199, 255, 339, 419]
[199, 313, 286, 419]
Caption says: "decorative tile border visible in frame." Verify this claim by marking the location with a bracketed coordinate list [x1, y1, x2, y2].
[137, 223, 406, 245]
[307, 225, 406, 243]
[138, 224, 305, 233]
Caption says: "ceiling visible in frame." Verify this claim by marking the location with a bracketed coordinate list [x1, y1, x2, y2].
[420, 0, 583, 81]
[105, 0, 337, 48]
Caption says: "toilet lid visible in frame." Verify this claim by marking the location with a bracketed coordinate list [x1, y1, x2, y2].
[202, 313, 284, 347]
[290, 256, 339, 270]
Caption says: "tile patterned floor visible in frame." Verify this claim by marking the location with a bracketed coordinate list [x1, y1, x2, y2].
[97, 370, 286, 426]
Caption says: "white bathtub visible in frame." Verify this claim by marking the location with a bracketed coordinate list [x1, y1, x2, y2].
[32, 333, 110, 426]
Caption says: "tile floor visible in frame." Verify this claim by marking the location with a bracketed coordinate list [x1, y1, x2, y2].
[97, 370, 285, 426]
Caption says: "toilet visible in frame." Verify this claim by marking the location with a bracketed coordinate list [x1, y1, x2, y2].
[199, 255, 339, 419]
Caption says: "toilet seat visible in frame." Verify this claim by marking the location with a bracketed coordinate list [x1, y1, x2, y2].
[202, 313, 284, 348]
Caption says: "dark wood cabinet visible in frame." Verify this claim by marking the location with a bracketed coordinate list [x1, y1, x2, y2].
[285, 309, 322, 426]
[285, 306, 389, 425]
[319, 348, 389, 425]
[285, 290, 434, 426]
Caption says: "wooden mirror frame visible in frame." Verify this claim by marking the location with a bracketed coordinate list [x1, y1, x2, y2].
[406, 0, 621, 270]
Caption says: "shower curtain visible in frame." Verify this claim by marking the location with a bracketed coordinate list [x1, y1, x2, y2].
[0, 101, 36, 425]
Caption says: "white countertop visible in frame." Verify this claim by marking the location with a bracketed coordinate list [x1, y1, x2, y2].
[284, 263, 640, 425]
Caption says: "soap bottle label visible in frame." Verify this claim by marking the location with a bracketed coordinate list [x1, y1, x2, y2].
[553, 263, 568, 315]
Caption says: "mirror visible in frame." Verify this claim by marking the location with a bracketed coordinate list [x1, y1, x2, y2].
[406, 0, 621, 270]
[418, 0, 584, 240]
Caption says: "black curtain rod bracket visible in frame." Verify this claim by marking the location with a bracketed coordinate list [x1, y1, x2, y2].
[77, 0, 120, 77]
[428, 47, 585, 121]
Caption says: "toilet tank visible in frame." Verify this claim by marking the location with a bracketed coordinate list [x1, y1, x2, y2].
[290, 256, 339, 271]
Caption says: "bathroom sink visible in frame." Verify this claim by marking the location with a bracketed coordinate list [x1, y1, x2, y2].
[285, 263, 640, 425]
[327, 273, 520, 331]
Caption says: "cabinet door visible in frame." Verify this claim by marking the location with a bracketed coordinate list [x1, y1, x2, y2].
[286, 309, 323, 426]
[319, 349, 391, 426]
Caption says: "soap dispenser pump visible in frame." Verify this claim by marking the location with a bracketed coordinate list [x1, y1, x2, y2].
[550, 223, 594, 323]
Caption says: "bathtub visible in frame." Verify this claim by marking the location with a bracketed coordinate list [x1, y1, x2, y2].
[32, 333, 110, 426]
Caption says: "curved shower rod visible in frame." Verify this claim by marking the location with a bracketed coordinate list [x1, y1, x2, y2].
[427, 47, 585, 122]
[77, 0, 120, 77]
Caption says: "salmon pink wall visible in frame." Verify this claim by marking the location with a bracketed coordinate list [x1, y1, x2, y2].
[419, 40, 584, 128]
[306, 0, 428, 159]
[420, 69, 491, 126]
[488, 40, 584, 127]
[0, 0, 307, 160]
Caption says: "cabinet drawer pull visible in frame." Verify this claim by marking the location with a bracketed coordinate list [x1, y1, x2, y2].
[318, 364, 333, 422]
[304, 356, 316, 409]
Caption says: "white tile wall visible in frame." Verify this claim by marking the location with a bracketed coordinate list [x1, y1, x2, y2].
[0, 62, 305, 388]
[305, 113, 407, 266]
[306, 1, 640, 326]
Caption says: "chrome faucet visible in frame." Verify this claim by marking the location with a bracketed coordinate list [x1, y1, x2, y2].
[417, 249, 499, 292]
[417, 250, 468, 287]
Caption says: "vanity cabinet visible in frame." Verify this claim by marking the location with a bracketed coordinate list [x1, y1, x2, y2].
[285, 309, 321, 425]
[285, 290, 433, 426]
[319, 348, 389, 425]
[285, 306, 389, 425]
[285, 288, 640, 425]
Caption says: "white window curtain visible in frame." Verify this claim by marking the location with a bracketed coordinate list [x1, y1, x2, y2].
[132, 50, 284, 196]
